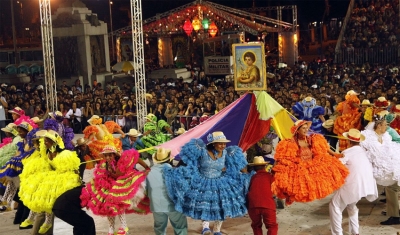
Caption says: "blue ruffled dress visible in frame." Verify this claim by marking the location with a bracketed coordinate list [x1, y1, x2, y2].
[292, 102, 325, 133]
[0, 129, 38, 186]
[164, 139, 250, 221]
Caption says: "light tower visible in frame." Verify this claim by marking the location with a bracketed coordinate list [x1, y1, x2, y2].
[130, 0, 147, 132]
[39, 0, 57, 112]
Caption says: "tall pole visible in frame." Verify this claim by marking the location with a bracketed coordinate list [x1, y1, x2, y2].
[130, 0, 147, 132]
[39, 0, 57, 112]
[11, 0, 18, 64]
[109, 0, 115, 61]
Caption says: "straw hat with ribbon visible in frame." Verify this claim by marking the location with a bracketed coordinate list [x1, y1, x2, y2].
[145, 113, 157, 123]
[8, 107, 25, 116]
[322, 119, 334, 129]
[374, 97, 390, 108]
[207, 131, 231, 145]
[49, 111, 63, 119]
[126, 129, 142, 137]
[74, 137, 88, 147]
[17, 122, 33, 132]
[87, 115, 102, 125]
[175, 128, 185, 135]
[302, 96, 316, 107]
[30, 117, 43, 124]
[248, 156, 270, 166]
[1, 123, 18, 136]
[152, 147, 172, 164]
[37, 130, 65, 149]
[361, 99, 372, 106]
[343, 129, 365, 142]
[290, 120, 312, 135]
[100, 145, 120, 156]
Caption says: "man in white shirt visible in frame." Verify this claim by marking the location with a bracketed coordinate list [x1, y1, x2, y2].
[65, 102, 82, 133]
[329, 129, 378, 235]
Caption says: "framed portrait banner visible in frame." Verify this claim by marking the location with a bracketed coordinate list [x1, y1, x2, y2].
[232, 43, 267, 91]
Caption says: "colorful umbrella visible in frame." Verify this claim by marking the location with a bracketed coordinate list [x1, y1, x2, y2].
[112, 61, 139, 72]
[158, 91, 294, 157]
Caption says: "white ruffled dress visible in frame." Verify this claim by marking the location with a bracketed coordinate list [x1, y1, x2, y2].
[360, 129, 400, 186]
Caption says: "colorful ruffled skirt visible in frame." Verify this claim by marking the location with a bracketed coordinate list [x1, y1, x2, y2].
[0, 149, 35, 179]
[80, 166, 149, 216]
[19, 149, 81, 213]
[140, 133, 171, 154]
[163, 167, 249, 221]
[333, 112, 362, 150]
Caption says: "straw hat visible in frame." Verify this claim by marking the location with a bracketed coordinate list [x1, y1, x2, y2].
[145, 113, 157, 122]
[343, 129, 365, 142]
[322, 119, 334, 129]
[38, 130, 62, 145]
[374, 97, 390, 108]
[346, 90, 359, 96]
[87, 115, 101, 125]
[126, 128, 142, 137]
[145, 93, 153, 99]
[8, 107, 25, 116]
[49, 111, 63, 119]
[248, 156, 270, 166]
[153, 148, 172, 164]
[30, 117, 43, 124]
[175, 128, 185, 135]
[206, 131, 231, 145]
[17, 122, 33, 132]
[1, 123, 18, 136]
[290, 120, 312, 135]
[361, 99, 372, 106]
[75, 137, 88, 147]
[100, 145, 120, 156]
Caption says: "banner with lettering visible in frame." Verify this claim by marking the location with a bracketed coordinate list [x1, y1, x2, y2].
[204, 56, 232, 75]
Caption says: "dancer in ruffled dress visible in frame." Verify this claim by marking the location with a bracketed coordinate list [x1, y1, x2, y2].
[18, 130, 81, 233]
[80, 146, 151, 235]
[44, 111, 74, 150]
[360, 114, 400, 225]
[0, 123, 22, 170]
[272, 120, 349, 205]
[163, 131, 250, 235]
[292, 96, 325, 133]
[140, 113, 173, 155]
[83, 115, 124, 168]
[333, 90, 362, 151]
[0, 122, 37, 212]
[9, 107, 38, 128]
[360, 115, 400, 186]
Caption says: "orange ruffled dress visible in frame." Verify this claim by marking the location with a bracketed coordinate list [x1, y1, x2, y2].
[83, 121, 122, 169]
[272, 134, 349, 204]
[333, 95, 362, 151]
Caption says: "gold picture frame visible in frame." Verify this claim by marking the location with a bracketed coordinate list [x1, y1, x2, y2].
[232, 43, 267, 91]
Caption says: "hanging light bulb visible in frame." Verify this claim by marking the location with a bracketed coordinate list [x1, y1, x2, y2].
[208, 22, 218, 37]
[192, 16, 202, 31]
[202, 18, 209, 30]
[183, 19, 193, 36]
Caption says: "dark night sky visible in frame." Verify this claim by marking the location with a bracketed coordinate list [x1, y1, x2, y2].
[0, 0, 350, 37]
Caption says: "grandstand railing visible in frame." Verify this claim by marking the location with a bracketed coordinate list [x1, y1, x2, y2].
[335, 47, 400, 64]
[334, 0, 355, 63]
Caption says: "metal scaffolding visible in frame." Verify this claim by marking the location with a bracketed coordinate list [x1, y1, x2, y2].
[130, 0, 147, 132]
[39, 0, 57, 112]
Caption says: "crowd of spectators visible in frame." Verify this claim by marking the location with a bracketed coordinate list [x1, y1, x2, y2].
[1, 60, 400, 134]
[342, 0, 400, 49]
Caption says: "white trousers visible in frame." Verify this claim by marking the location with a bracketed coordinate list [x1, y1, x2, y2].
[329, 193, 359, 235]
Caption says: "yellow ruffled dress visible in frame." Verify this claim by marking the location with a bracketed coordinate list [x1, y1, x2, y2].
[19, 145, 81, 213]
